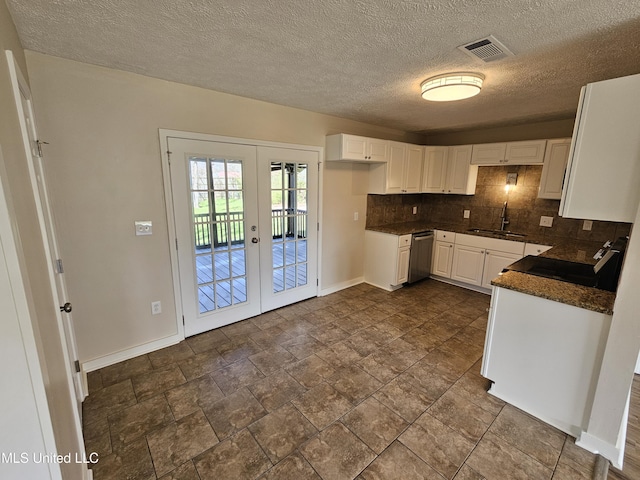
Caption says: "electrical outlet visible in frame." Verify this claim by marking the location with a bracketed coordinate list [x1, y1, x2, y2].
[151, 301, 162, 315]
[135, 221, 153, 236]
[463, 210, 470, 219]
[583, 220, 593, 231]
[539, 216, 554, 227]
[353, 212, 359, 221]
[412, 206, 418, 215]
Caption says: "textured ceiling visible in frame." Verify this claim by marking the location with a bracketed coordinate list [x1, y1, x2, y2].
[6, 0, 640, 134]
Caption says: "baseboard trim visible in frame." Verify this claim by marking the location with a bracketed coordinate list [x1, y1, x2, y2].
[82, 333, 183, 373]
[429, 275, 491, 295]
[319, 277, 364, 296]
[577, 432, 624, 470]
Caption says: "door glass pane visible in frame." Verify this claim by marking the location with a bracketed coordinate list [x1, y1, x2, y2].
[231, 250, 246, 276]
[297, 263, 307, 287]
[190, 156, 248, 314]
[216, 281, 232, 308]
[190, 159, 208, 190]
[214, 252, 230, 280]
[232, 278, 247, 304]
[269, 160, 311, 295]
[227, 161, 243, 190]
[273, 268, 284, 293]
[198, 285, 215, 313]
[196, 254, 213, 284]
[211, 160, 226, 190]
[285, 266, 296, 289]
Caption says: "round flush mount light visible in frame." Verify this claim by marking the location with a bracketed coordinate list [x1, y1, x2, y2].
[421, 73, 484, 101]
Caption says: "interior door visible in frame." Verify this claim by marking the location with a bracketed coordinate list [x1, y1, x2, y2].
[257, 147, 319, 312]
[168, 138, 261, 336]
[6, 51, 84, 412]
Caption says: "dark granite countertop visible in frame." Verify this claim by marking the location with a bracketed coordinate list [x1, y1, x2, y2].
[491, 271, 615, 315]
[367, 221, 614, 314]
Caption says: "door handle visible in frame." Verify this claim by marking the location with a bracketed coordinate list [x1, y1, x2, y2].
[60, 302, 72, 313]
[251, 237, 260, 244]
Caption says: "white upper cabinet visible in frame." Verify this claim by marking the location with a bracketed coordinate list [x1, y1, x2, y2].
[471, 140, 546, 165]
[422, 145, 477, 195]
[560, 73, 640, 223]
[538, 138, 571, 200]
[470, 142, 507, 165]
[369, 142, 423, 194]
[422, 146, 448, 192]
[326, 134, 389, 162]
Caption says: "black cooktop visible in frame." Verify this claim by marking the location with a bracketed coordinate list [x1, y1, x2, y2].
[503, 255, 599, 289]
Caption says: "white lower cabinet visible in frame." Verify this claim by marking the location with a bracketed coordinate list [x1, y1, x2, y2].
[364, 231, 411, 291]
[451, 244, 485, 286]
[482, 286, 612, 437]
[432, 240, 454, 278]
[524, 243, 553, 256]
[445, 233, 525, 290]
[481, 250, 522, 289]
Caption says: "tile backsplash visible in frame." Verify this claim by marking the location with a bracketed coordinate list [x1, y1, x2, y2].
[366, 165, 631, 243]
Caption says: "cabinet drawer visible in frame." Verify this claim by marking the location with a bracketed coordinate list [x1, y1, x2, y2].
[398, 234, 412, 247]
[436, 230, 456, 242]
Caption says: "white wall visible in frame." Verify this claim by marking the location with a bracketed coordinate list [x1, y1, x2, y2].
[25, 51, 422, 364]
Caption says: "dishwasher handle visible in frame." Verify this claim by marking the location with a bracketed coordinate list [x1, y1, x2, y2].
[413, 234, 434, 242]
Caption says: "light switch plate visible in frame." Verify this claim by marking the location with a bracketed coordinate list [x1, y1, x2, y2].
[539, 216, 554, 227]
[412, 206, 418, 215]
[583, 220, 593, 231]
[463, 210, 470, 219]
[135, 221, 152, 236]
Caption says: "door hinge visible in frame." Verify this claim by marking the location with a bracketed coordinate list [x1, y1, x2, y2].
[55, 258, 64, 273]
[167, 150, 172, 165]
[74, 360, 81, 373]
[36, 140, 49, 157]
[182, 315, 185, 325]
[316, 279, 319, 286]
[175, 238, 178, 251]
[317, 222, 319, 231]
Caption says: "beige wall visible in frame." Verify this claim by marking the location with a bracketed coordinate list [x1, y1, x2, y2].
[25, 51, 421, 363]
[0, 4, 83, 479]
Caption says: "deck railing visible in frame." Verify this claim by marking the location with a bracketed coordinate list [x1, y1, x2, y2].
[194, 209, 307, 248]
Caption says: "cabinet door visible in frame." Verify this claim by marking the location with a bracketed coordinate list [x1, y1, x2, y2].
[451, 244, 485, 286]
[447, 145, 474, 194]
[396, 246, 411, 284]
[432, 241, 454, 278]
[404, 145, 424, 193]
[481, 250, 522, 289]
[505, 140, 547, 165]
[560, 75, 640, 222]
[471, 143, 507, 165]
[342, 134, 368, 160]
[385, 142, 406, 194]
[538, 139, 571, 199]
[422, 147, 448, 193]
[524, 243, 553, 256]
[368, 138, 389, 163]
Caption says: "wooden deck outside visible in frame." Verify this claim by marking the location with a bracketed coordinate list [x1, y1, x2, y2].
[195, 238, 307, 313]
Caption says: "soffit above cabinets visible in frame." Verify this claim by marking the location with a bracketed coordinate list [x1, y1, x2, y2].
[6, 0, 640, 134]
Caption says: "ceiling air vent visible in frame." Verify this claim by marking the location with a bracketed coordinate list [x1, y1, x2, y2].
[458, 35, 514, 62]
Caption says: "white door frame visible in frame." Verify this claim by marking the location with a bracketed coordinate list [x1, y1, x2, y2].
[159, 129, 324, 338]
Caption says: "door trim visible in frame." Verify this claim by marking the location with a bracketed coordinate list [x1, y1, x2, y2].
[159, 129, 323, 339]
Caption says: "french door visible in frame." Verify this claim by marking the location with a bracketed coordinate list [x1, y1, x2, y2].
[166, 136, 319, 337]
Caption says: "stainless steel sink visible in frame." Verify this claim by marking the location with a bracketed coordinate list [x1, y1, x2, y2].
[467, 228, 527, 238]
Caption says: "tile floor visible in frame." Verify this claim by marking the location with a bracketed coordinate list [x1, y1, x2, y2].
[83, 280, 601, 480]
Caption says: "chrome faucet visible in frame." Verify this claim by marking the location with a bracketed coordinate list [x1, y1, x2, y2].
[500, 201, 510, 231]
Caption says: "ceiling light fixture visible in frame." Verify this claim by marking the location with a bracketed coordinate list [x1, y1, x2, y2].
[421, 72, 484, 102]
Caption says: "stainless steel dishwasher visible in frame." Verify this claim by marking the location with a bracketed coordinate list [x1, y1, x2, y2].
[407, 230, 434, 283]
